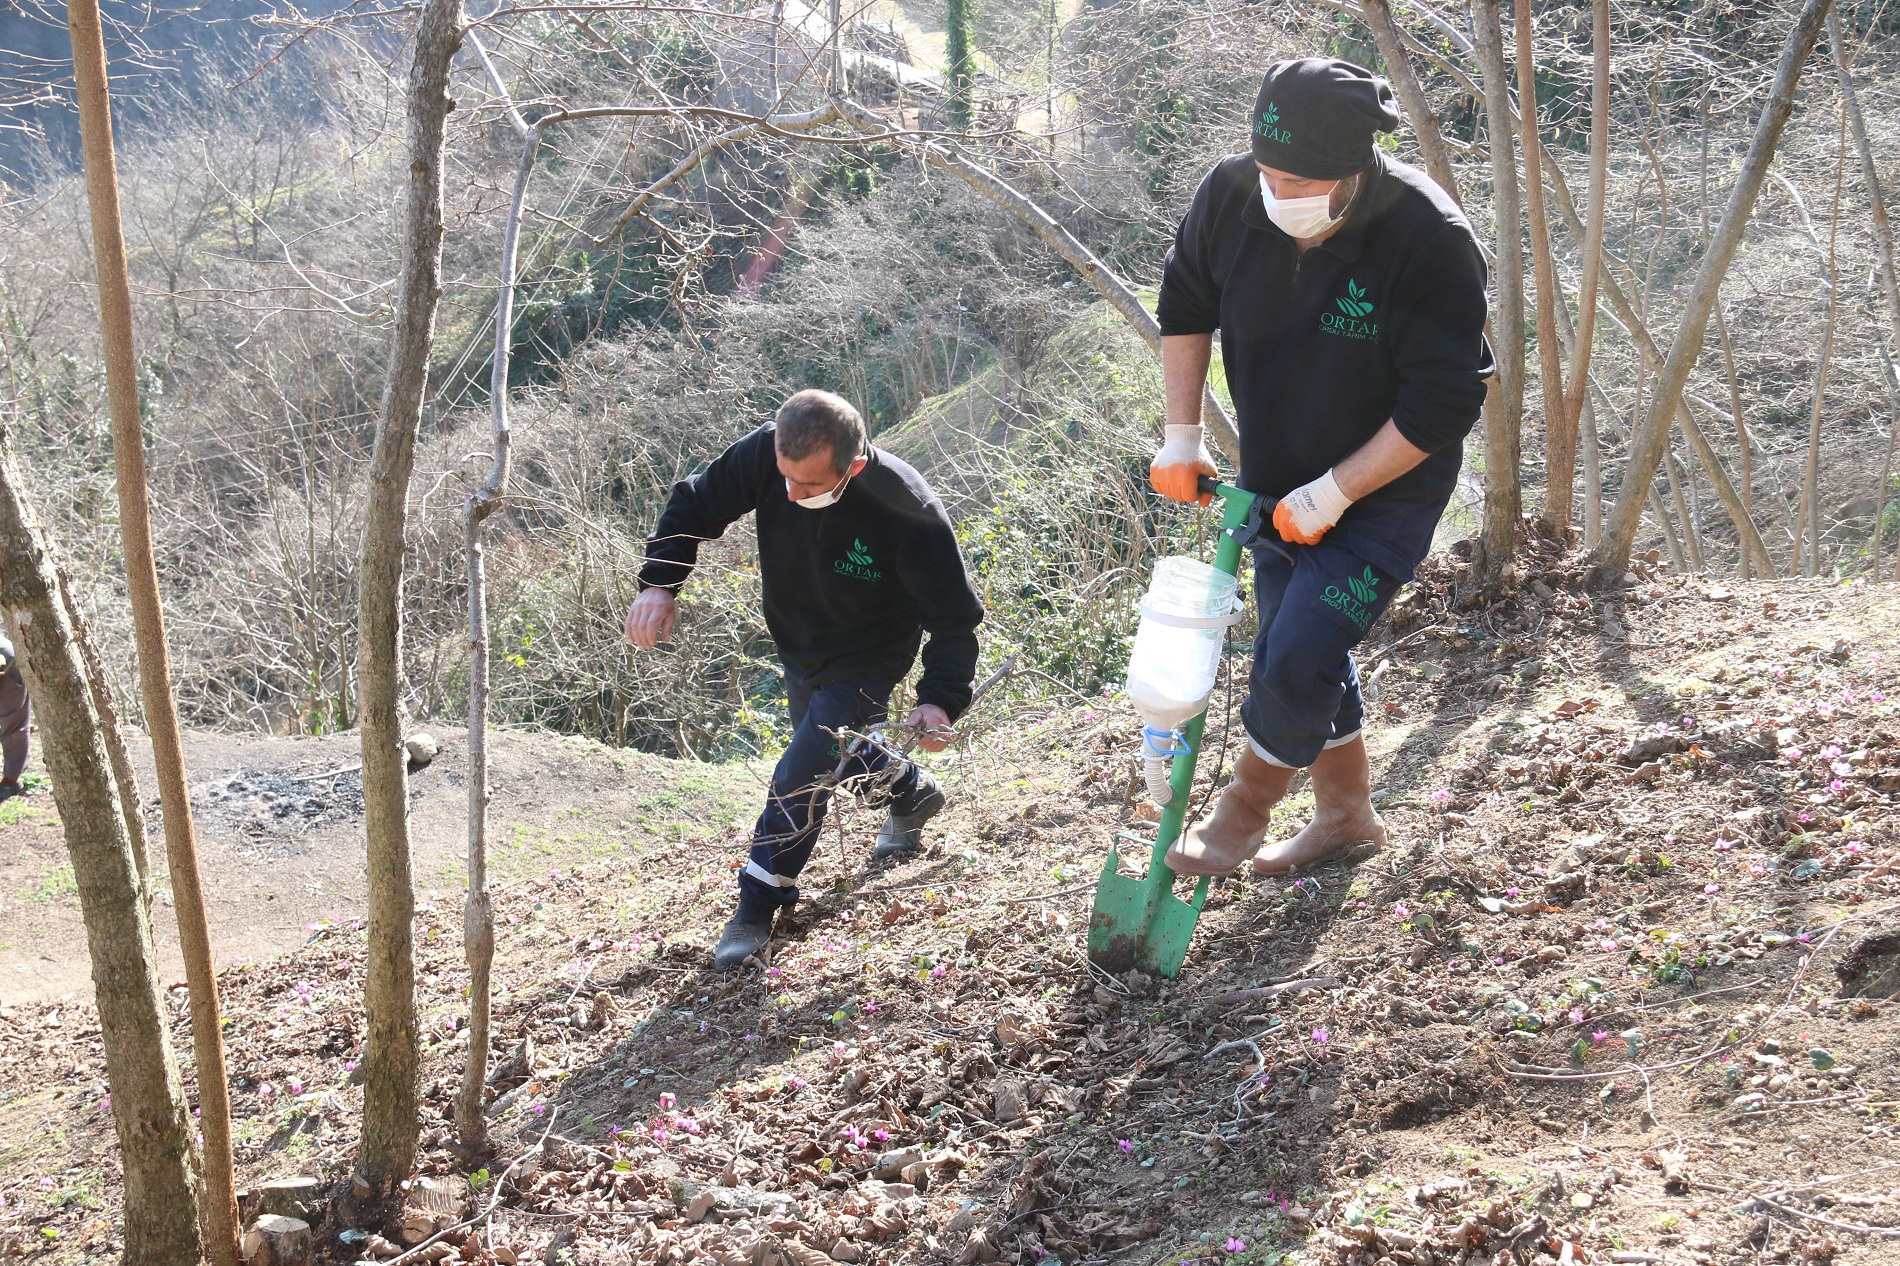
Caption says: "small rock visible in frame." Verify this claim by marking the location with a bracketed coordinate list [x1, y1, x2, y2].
[1618, 729, 1679, 760]
[404, 732, 440, 770]
[991, 1077, 1028, 1125]
[873, 1148, 923, 1181]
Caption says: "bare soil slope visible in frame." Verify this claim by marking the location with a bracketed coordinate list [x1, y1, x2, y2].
[2, 560, 1897, 1266]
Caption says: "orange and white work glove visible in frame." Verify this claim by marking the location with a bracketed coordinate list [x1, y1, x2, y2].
[1272, 469, 1354, 545]
[1149, 424, 1217, 506]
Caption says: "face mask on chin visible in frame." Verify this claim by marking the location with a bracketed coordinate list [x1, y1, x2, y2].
[1260, 172, 1346, 240]
[787, 459, 860, 509]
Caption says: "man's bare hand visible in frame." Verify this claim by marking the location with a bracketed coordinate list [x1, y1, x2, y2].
[625, 588, 678, 649]
[904, 704, 954, 753]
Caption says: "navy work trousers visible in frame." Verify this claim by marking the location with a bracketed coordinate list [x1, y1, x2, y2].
[1240, 533, 1401, 769]
[738, 675, 929, 915]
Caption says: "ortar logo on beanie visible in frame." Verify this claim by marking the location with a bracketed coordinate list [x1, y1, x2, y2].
[1251, 57, 1400, 180]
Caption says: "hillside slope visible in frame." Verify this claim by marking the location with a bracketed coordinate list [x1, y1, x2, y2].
[1, 561, 1896, 1265]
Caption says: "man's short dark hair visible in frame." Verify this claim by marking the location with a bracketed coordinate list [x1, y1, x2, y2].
[774, 389, 866, 474]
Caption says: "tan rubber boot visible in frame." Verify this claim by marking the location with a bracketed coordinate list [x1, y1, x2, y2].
[1252, 735, 1387, 876]
[1165, 746, 1297, 876]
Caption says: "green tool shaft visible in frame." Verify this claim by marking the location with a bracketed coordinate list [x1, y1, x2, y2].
[1144, 483, 1255, 884]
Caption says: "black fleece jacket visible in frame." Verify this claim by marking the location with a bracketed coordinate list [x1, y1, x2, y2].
[1157, 150, 1494, 578]
[638, 425, 985, 719]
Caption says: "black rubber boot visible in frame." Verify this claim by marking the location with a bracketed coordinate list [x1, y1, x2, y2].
[712, 903, 777, 971]
[872, 771, 945, 862]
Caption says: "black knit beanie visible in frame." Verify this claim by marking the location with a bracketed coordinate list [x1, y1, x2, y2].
[1250, 58, 1400, 179]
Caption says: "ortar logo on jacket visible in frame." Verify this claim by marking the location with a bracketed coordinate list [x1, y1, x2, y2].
[835, 538, 881, 582]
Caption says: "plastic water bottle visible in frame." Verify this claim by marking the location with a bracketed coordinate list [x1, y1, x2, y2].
[1123, 557, 1243, 807]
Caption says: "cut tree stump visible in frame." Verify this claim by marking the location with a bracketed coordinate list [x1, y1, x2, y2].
[254, 1176, 324, 1223]
[240, 1213, 312, 1266]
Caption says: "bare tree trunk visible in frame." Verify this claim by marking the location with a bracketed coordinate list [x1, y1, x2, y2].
[1582, 376, 1607, 547]
[1712, 306, 1753, 575]
[1471, 0, 1525, 572]
[1515, 0, 1568, 535]
[1875, 343, 1900, 575]
[829, 0, 846, 96]
[356, 0, 464, 1204]
[1831, 7, 1900, 578]
[1597, 0, 1834, 573]
[1648, 480, 1687, 572]
[1362, 0, 1463, 203]
[1539, 134, 1772, 575]
[1833, 6, 1900, 375]
[1555, 0, 1609, 538]
[1795, 105, 1847, 577]
[1667, 449, 1705, 571]
[66, 2, 238, 1259]
[0, 430, 205, 1266]
[1698, 95, 1758, 579]
[456, 39, 533, 1152]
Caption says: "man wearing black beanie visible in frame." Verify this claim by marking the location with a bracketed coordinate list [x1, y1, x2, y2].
[1150, 56, 1494, 879]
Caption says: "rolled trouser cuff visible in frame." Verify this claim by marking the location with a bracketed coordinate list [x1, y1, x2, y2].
[1246, 731, 1300, 769]
[1323, 729, 1362, 749]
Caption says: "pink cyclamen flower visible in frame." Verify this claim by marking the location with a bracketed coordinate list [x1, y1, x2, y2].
[862, 999, 879, 1015]
[1703, 884, 1720, 896]
[1568, 1008, 1585, 1025]
[1871, 691, 1888, 703]
[1312, 1027, 1330, 1045]
[287, 1078, 304, 1096]
[1781, 746, 1804, 762]
[1749, 862, 1767, 878]
[765, 966, 782, 980]
[1117, 1138, 1134, 1154]
[1715, 837, 1735, 852]
[1821, 745, 1843, 760]
[1601, 939, 1619, 952]
[1429, 788, 1452, 806]
[1393, 902, 1410, 920]
[1224, 1238, 1248, 1254]
[1505, 886, 1521, 897]
[657, 1092, 676, 1111]
[929, 964, 947, 980]
[1829, 779, 1846, 795]
[873, 1128, 891, 1142]
[1592, 1029, 1610, 1044]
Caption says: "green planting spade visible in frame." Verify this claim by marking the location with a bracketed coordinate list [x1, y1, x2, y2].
[1088, 478, 1267, 977]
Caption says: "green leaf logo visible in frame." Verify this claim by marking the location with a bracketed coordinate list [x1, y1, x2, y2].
[846, 538, 873, 567]
[1346, 566, 1379, 605]
[1335, 278, 1375, 320]
[1263, 102, 1279, 126]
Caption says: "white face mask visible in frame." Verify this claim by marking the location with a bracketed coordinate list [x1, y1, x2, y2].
[1260, 172, 1344, 240]
[787, 460, 858, 509]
